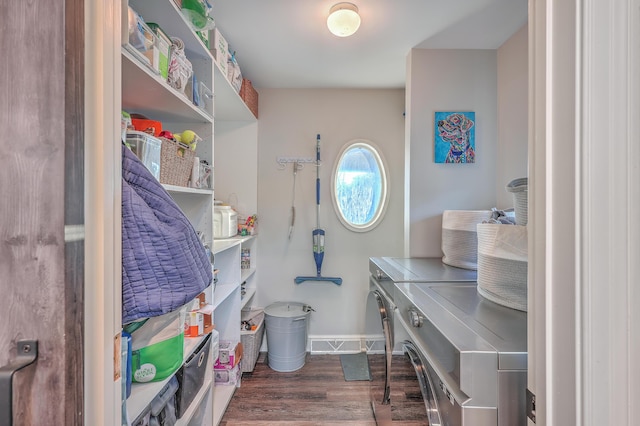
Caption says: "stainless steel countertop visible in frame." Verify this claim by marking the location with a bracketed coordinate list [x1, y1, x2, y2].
[396, 281, 527, 370]
[369, 257, 477, 283]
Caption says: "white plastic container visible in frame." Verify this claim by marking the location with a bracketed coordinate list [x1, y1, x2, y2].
[214, 205, 238, 239]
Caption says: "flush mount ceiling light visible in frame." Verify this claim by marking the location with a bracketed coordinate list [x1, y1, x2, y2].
[327, 2, 361, 37]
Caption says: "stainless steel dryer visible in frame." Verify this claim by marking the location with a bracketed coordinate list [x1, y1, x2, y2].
[367, 257, 477, 424]
[395, 281, 528, 425]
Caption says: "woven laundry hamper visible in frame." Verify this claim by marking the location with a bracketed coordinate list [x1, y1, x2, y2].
[476, 223, 528, 311]
[506, 178, 528, 226]
[441, 210, 493, 270]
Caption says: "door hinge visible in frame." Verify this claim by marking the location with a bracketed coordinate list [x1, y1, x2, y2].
[526, 388, 536, 423]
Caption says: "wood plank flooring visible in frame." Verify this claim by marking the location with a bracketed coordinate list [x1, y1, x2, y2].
[220, 353, 428, 425]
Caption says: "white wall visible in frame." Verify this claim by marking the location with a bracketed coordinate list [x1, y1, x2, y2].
[255, 89, 405, 340]
[407, 49, 499, 257]
[252, 36, 528, 346]
[215, 120, 259, 217]
[497, 24, 528, 208]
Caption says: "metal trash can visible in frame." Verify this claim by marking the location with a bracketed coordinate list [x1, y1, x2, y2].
[264, 302, 312, 372]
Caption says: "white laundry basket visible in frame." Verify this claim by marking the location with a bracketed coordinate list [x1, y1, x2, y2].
[264, 302, 312, 372]
[506, 178, 528, 226]
[476, 223, 528, 311]
[441, 210, 493, 270]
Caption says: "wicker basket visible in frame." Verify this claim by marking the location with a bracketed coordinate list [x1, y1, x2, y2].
[506, 178, 528, 226]
[159, 137, 195, 187]
[476, 223, 528, 311]
[441, 210, 492, 270]
[240, 310, 265, 373]
[239, 78, 258, 119]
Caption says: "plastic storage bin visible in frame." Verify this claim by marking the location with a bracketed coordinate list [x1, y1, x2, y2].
[126, 131, 162, 180]
[264, 302, 312, 372]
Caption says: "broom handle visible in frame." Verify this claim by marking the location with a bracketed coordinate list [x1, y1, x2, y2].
[316, 134, 321, 230]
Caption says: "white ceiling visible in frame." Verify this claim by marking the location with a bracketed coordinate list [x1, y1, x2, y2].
[211, 0, 528, 89]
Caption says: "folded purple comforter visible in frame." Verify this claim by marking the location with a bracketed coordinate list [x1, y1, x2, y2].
[122, 144, 212, 324]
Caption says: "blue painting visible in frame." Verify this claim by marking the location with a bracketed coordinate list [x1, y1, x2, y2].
[434, 111, 476, 163]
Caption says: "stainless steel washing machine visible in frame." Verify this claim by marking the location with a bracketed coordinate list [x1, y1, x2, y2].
[395, 281, 528, 425]
[367, 257, 477, 424]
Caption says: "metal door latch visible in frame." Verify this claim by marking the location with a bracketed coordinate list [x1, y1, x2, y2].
[526, 388, 536, 423]
[0, 340, 39, 426]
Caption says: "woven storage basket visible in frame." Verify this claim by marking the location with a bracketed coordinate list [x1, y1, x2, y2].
[159, 137, 195, 187]
[506, 178, 528, 226]
[476, 223, 528, 311]
[441, 210, 492, 270]
[239, 78, 258, 119]
[240, 309, 265, 373]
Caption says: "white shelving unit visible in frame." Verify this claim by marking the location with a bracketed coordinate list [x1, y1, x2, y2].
[208, 24, 258, 425]
[211, 234, 257, 425]
[119, 1, 258, 424]
[121, 0, 216, 424]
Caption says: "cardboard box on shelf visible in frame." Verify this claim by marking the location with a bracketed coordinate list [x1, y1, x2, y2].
[184, 302, 213, 337]
[212, 28, 229, 70]
[213, 363, 240, 386]
[215, 341, 242, 368]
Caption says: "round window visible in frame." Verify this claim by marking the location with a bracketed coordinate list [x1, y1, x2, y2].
[331, 140, 389, 232]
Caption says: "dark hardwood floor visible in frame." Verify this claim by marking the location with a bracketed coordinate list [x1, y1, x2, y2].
[220, 353, 428, 425]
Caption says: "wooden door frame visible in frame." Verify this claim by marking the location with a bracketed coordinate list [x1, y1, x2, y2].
[83, 0, 122, 425]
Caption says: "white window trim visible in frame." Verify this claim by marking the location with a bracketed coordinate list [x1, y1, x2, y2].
[330, 139, 390, 232]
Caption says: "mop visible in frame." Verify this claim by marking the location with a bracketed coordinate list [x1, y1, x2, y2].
[295, 134, 343, 286]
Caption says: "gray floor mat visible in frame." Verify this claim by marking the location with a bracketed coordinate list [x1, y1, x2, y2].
[339, 352, 371, 381]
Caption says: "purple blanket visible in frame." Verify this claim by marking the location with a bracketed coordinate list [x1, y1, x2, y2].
[122, 144, 212, 324]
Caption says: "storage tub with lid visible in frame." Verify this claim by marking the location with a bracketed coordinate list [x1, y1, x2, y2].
[264, 302, 312, 372]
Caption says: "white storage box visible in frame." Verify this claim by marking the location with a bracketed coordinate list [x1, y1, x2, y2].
[476, 223, 528, 311]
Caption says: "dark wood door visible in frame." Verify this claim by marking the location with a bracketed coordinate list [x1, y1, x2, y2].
[0, 0, 84, 424]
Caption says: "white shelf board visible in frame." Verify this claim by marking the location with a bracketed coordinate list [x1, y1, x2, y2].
[163, 183, 213, 195]
[241, 287, 256, 309]
[129, 0, 212, 60]
[213, 61, 256, 122]
[213, 238, 241, 254]
[122, 49, 213, 124]
[213, 234, 256, 252]
[241, 266, 256, 283]
[213, 384, 236, 426]
[213, 282, 238, 309]
[127, 332, 211, 422]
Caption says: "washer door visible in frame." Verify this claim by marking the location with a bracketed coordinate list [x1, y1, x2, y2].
[371, 289, 392, 404]
[403, 341, 443, 426]
[367, 286, 394, 425]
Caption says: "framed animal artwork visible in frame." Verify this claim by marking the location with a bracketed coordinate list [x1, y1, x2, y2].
[434, 111, 476, 163]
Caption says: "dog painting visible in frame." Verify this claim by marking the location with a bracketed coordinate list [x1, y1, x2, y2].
[434, 112, 476, 163]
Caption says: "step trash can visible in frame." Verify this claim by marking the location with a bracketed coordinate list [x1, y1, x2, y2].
[264, 302, 313, 372]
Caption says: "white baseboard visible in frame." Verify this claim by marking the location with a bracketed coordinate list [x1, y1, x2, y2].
[308, 335, 385, 354]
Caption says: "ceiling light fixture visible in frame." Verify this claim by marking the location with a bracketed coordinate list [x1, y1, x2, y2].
[327, 2, 361, 37]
